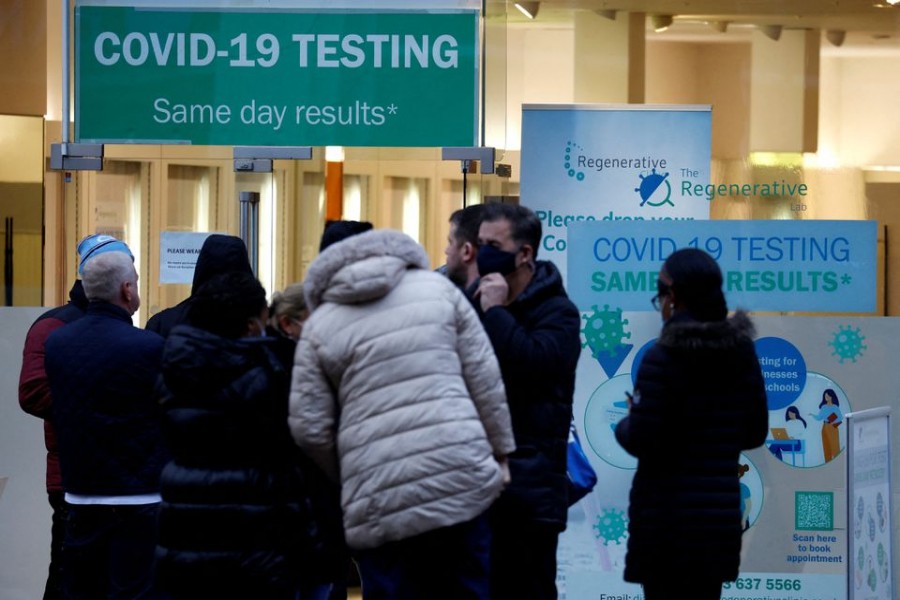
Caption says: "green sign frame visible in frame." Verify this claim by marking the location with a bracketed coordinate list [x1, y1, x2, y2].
[75, 5, 479, 147]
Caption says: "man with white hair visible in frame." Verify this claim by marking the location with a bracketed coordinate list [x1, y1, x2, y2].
[19, 233, 133, 599]
[45, 249, 168, 599]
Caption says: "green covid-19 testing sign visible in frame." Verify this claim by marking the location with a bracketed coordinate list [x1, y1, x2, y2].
[75, 4, 479, 146]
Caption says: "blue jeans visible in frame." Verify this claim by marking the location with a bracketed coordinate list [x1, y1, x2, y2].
[355, 512, 491, 600]
[62, 502, 162, 599]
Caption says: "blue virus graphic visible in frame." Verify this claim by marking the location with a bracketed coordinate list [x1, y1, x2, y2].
[634, 168, 672, 207]
[581, 305, 631, 358]
[593, 508, 629, 546]
[565, 142, 586, 181]
[829, 325, 866, 364]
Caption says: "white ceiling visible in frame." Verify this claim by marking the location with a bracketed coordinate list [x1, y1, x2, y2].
[502, 0, 900, 52]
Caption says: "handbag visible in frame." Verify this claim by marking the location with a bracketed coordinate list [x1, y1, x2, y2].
[566, 418, 598, 506]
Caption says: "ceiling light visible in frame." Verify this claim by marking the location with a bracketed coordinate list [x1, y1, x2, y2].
[651, 14, 674, 32]
[759, 24, 783, 41]
[825, 30, 846, 47]
[325, 146, 345, 163]
[514, 2, 540, 19]
[886, 0, 900, 5]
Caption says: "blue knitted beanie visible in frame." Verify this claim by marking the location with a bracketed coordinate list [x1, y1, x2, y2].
[77, 234, 134, 275]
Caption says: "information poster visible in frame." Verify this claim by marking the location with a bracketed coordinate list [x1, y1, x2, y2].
[846, 408, 893, 600]
[159, 231, 221, 284]
[560, 313, 900, 600]
[521, 104, 712, 282]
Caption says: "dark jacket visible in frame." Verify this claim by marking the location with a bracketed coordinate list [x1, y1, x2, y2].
[473, 260, 582, 529]
[156, 325, 332, 597]
[614, 311, 768, 583]
[44, 301, 168, 496]
[18, 280, 89, 493]
[146, 235, 252, 338]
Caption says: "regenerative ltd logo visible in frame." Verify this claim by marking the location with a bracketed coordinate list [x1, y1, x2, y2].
[634, 169, 672, 207]
[564, 141, 673, 210]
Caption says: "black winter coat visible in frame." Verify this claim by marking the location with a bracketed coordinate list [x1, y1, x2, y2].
[155, 325, 330, 598]
[45, 301, 168, 496]
[474, 260, 582, 529]
[614, 311, 768, 583]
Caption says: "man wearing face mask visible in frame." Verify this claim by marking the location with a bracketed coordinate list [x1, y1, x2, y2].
[472, 203, 582, 600]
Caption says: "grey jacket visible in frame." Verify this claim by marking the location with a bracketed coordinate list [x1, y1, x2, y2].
[288, 229, 515, 550]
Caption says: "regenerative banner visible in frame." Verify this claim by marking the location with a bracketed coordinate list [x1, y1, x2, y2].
[521, 104, 712, 281]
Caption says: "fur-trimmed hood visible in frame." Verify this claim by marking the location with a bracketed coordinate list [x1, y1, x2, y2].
[658, 310, 756, 351]
[303, 229, 430, 310]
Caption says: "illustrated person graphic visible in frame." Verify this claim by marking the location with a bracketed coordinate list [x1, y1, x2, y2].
[738, 464, 752, 532]
[810, 389, 843, 463]
[768, 405, 807, 461]
[784, 406, 808, 439]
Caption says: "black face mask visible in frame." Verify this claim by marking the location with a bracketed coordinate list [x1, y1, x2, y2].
[477, 244, 519, 277]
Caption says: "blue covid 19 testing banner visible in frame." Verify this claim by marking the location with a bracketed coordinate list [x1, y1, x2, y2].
[566, 220, 878, 313]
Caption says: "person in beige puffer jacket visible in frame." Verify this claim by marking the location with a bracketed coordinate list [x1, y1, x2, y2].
[288, 228, 515, 599]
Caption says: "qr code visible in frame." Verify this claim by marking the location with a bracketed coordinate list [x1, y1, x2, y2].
[795, 491, 834, 530]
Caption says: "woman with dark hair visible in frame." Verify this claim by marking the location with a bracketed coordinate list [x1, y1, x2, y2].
[155, 271, 333, 599]
[785, 405, 808, 432]
[615, 248, 769, 600]
[810, 388, 843, 463]
[769, 405, 808, 462]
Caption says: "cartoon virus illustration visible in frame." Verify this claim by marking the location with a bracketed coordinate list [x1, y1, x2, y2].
[829, 325, 866, 363]
[582, 304, 631, 358]
[634, 168, 672, 207]
[564, 142, 585, 181]
[593, 508, 629, 546]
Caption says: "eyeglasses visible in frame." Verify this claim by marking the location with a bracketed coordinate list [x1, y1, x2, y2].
[651, 280, 671, 311]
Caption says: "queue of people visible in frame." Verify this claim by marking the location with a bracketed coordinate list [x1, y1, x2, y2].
[18, 205, 765, 600]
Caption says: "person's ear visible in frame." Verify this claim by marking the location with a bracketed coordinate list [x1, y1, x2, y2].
[277, 314, 293, 333]
[668, 287, 681, 311]
[461, 241, 476, 263]
[519, 244, 535, 265]
[245, 316, 263, 337]
[120, 281, 134, 304]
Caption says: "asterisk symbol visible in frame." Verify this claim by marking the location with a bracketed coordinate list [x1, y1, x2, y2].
[841, 274, 852, 285]
[387, 104, 398, 115]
